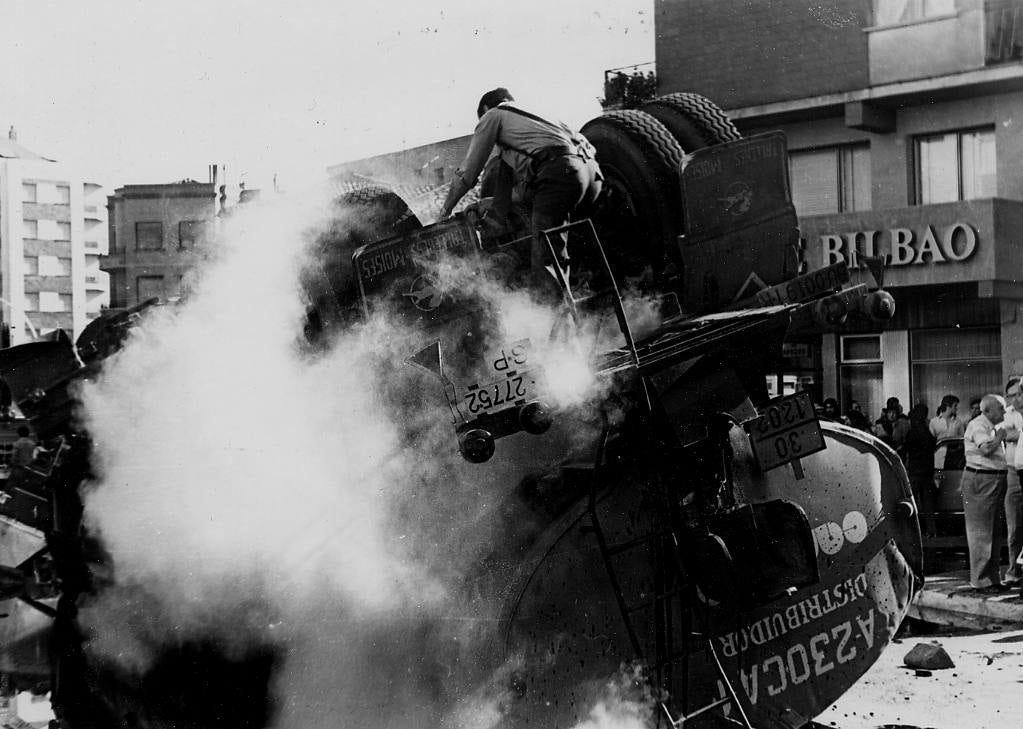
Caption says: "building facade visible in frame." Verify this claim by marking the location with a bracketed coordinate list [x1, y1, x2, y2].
[103, 182, 216, 309]
[657, 0, 1023, 419]
[0, 129, 109, 345]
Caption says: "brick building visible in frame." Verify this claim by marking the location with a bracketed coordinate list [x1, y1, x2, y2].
[103, 182, 215, 309]
[0, 128, 109, 345]
[657, 0, 1023, 417]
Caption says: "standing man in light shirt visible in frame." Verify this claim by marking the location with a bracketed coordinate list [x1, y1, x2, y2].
[1002, 379, 1023, 585]
[962, 394, 1011, 592]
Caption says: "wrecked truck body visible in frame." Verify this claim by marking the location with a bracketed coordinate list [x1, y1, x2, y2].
[0, 95, 919, 728]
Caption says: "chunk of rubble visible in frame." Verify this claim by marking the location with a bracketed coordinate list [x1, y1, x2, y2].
[903, 642, 955, 670]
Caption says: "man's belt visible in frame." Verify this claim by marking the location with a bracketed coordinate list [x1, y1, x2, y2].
[965, 466, 1007, 475]
[532, 145, 583, 166]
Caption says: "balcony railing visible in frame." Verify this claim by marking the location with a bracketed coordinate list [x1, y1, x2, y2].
[601, 62, 656, 110]
[986, 0, 1023, 64]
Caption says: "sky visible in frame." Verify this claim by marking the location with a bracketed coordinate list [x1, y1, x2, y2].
[1, 0, 654, 193]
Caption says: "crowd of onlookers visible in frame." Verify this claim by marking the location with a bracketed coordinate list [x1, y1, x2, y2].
[816, 388, 1023, 595]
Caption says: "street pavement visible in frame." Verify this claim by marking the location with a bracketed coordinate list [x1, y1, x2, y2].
[812, 568, 1023, 729]
[814, 625, 1023, 729]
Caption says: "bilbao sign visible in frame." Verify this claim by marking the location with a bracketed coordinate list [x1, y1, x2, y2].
[820, 222, 977, 268]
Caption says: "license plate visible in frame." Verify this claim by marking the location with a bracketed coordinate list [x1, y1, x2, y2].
[462, 371, 541, 417]
[755, 262, 850, 306]
[744, 391, 826, 471]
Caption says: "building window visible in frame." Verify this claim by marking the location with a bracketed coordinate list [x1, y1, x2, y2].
[36, 220, 71, 241]
[911, 327, 1001, 417]
[839, 334, 883, 421]
[38, 292, 67, 313]
[178, 220, 207, 249]
[21, 183, 37, 202]
[136, 275, 164, 303]
[37, 255, 67, 276]
[34, 183, 71, 205]
[916, 128, 995, 204]
[136, 222, 164, 251]
[873, 0, 955, 26]
[22, 220, 38, 239]
[789, 144, 871, 215]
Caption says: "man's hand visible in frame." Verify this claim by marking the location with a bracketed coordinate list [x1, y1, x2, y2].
[439, 174, 471, 223]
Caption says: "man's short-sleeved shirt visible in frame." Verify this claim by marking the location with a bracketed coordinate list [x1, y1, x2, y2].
[964, 414, 1006, 471]
[1004, 406, 1023, 466]
[930, 415, 966, 443]
[1012, 410, 1023, 471]
[456, 103, 577, 189]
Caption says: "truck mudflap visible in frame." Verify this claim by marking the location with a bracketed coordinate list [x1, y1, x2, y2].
[490, 421, 921, 729]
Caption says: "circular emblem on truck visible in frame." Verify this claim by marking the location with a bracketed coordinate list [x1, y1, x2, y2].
[404, 275, 444, 311]
[720, 181, 753, 216]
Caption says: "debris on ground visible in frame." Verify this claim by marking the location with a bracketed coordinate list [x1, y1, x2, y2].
[903, 642, 955, 670]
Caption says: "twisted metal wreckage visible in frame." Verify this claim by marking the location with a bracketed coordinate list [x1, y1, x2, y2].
[0, 94, 920, 728]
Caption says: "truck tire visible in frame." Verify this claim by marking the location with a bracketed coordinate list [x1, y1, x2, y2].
[580, 110, 686, 283]
[303, 186, 421, 340]
[642, 92, 741, 151]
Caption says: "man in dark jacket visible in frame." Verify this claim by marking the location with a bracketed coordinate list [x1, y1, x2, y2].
[904, 404, 937, 536]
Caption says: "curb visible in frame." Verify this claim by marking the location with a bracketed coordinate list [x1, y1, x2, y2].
[907, 571, 1023, 631]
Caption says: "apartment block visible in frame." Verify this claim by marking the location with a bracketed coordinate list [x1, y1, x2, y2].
[103, 182, 216, 309]
[0, 128, 109, 345]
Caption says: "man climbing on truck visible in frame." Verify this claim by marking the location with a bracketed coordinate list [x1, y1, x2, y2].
[437, 88, 603, 278]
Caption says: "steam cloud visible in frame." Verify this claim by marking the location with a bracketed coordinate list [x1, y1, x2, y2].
[74, 190, 663, 727]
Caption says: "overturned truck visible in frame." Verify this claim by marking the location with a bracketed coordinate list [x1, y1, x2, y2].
[0, 93, 920, 728]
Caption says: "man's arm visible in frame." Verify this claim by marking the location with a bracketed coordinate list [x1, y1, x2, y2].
[438, 111, 502, 219]
[973, 427, 1006, 456]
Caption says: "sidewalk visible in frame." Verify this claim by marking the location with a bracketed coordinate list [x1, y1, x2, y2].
[908, 569, 1023, 631]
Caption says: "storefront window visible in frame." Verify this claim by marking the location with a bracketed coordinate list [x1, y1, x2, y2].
[765, 341, 821, 403]
[840, 334, 883, 421]
[911, 327, 1001, 416]
[789, 144, 871, 216]
[916, 128, 996, 204]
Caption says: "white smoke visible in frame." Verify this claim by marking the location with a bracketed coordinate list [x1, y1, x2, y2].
[569, 664, 659, 729]
[80, 194, 432, 618]
[420, 242, 664, 413]
[73, 190, 668, 727]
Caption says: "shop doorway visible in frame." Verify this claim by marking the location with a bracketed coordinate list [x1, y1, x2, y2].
[838, 334, 884, 423]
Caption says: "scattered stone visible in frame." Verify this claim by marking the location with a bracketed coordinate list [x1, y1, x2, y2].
[903, 642, 955, 669]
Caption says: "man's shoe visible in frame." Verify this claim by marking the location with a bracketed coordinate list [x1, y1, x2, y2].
[973, 584, 1010, 595]
[1004, 578, 1022, 587]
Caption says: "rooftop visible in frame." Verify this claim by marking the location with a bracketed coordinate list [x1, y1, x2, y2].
[0, 133, 55, 162]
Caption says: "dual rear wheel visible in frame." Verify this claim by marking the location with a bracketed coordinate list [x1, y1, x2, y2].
[581, 93, 741, 287]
